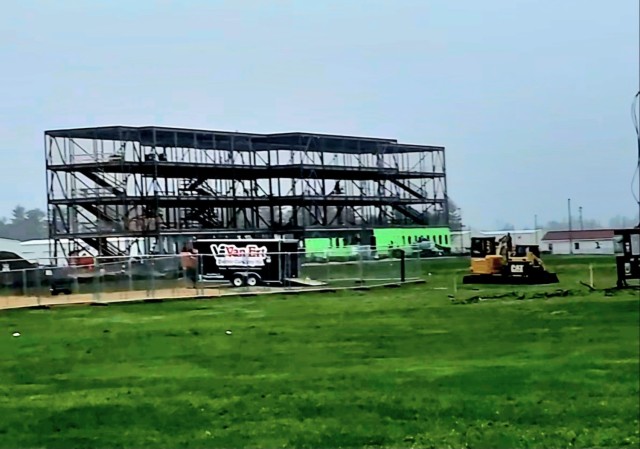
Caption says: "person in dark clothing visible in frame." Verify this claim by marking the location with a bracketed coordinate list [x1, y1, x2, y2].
[506, 233, 513, 253]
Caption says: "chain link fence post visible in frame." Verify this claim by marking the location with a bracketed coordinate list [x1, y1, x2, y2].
[93, 258, 102, 304]
[35, 266, 42, 307]
[150, 256, 157, 300]
[358, 248, 364, 285]
[127, 258, 133, 300]
[196, 253, 203, 297]
[21, 269, 27, 298]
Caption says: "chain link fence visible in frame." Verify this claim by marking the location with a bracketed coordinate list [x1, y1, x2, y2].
[0, 246, 426, 310]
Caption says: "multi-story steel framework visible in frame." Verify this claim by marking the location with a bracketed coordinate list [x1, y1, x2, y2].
[45, 126, 448, 260]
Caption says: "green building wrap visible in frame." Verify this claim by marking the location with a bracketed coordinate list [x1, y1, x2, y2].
[303, 227, 451, 259]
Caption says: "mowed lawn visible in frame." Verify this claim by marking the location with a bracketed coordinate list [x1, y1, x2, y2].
[0, 257, 638, 448]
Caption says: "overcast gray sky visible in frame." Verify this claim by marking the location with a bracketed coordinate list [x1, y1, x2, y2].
[0, 0, 637, 229]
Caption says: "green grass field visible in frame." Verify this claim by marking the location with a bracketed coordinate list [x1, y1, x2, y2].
[0, 256, 638, 448]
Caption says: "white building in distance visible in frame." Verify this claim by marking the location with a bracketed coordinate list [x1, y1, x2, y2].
[0, 238, 23, 257]
[541, 229, 618, 255]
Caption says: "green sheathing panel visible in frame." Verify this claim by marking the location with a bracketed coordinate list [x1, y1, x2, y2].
[373, 227, 451, 251]
[304, 227, 451, 258]
[304, 237, 331, 257]
[304, 237, 355, 259]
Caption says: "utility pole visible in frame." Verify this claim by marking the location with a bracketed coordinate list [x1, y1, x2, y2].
[636, 8, 640, 225]
[579, 206, 583, 230]
[568, 198, 573, 255]
[637, 89, 640, 224]
[637, 91, 640, 224]
[534, 214, 539, 244]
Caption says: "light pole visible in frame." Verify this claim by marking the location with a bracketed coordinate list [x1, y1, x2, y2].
[579, 206, 583, 230]
[568, 199, 573, 255]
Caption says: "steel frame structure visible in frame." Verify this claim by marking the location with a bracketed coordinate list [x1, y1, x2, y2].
[45, 126, 448, 260]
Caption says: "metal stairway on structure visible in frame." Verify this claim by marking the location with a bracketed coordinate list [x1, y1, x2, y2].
[180, 179, 223, 229]
[80, 237, 123, 259]
[386, 179, 431, 225]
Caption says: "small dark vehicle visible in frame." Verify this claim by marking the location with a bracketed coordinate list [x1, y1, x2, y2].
[0, 251, 74, 295]
[45, 266, 74, 295]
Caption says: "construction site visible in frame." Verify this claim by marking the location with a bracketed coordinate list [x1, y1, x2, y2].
[0, 123, 618, 302]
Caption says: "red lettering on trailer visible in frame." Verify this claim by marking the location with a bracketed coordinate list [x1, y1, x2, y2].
[210, 244, 270, 267]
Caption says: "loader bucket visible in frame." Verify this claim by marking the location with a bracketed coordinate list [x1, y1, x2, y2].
[462, 274, 501, 284]
[531, 271, 560, 284]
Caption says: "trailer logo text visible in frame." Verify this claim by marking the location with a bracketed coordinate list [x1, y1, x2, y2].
[210, 244, 270, 267]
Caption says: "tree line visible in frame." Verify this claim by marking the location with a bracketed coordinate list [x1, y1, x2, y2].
[496, 214, 639, 232]
[0, 203, 634, 241]
[0, 206, 48, 241]
[3, 205, 462, 241]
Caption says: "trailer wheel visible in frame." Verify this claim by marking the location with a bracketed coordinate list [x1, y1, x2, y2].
[246, 275, 259, 287]
[231, 275, 245, 288]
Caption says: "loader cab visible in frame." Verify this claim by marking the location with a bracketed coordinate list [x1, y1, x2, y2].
[470, 237, 497, 258]
[469, 237, 504, 275]
[514, 245, 541, 258]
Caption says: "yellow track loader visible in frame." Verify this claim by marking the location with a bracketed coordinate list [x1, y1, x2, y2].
[462, 234, 559, 285]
